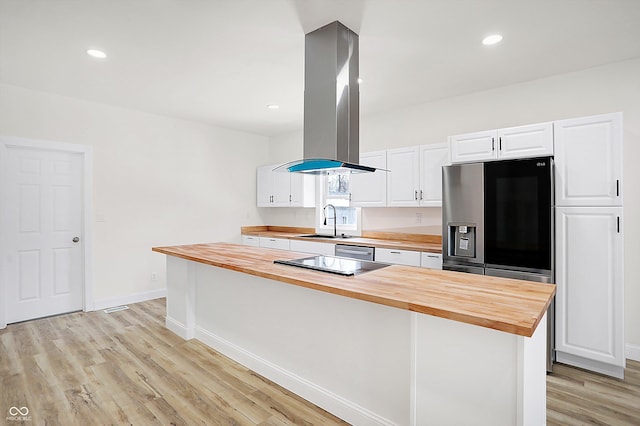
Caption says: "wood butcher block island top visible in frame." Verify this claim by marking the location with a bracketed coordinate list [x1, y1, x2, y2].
[152, 242, 555, 337]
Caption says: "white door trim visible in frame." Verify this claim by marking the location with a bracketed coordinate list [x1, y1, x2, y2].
[0, 136, 94, 328]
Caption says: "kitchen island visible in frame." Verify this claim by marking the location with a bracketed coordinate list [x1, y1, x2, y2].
[153, 242, 555, 426]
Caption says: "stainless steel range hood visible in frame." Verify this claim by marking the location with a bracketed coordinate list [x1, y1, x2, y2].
[275, 21, 376, 175]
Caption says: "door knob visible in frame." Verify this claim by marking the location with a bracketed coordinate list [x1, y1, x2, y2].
[72, 237, 80, 243]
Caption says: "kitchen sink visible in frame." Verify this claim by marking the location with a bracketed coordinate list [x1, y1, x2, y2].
[299, 234, 353, 239]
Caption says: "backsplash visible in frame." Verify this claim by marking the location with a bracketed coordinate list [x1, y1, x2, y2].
[258, 206, 442, 236]
[362, 207, 442, 235]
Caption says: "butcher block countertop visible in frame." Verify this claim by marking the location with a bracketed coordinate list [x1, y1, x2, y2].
[241, 225, 443, 253]
[153, 242, 555, 337]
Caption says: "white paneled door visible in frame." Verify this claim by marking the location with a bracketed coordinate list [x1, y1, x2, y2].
[3, 146, 84, 323]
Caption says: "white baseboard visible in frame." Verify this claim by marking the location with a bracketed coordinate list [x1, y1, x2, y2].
[93, 288, 166, 311]
[626, 344, 640, 362]
[556, 351, 624, 379]
[195, 326, 395, 426]
[166, 316, 194, 340]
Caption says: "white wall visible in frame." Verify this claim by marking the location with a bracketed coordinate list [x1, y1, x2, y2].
[0, 84, 268, 307]
[267, 57, 640, 358]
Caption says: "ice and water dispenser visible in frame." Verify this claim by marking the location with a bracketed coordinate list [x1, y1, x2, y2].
[449, 224, 476, 258]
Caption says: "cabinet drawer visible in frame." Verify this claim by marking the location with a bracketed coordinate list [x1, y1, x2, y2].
[258, 237, 290, 250]
[289, 240, 335, 256]
[375, 248, 421, 267]
[421, 252, 442, 270]
[241, 235, 260, 247]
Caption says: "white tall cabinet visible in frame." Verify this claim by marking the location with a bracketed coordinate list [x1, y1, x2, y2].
[554, 112, 625, 378]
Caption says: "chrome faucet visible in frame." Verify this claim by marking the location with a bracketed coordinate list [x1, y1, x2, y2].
[323, 204, 337, 237]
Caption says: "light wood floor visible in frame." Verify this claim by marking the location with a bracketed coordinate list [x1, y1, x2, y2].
[547, 358, 640, 425]
[1, 299, 639, 425]
[0, 299, 348, 425]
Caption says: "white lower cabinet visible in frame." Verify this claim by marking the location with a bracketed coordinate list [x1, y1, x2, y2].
[375, 248, 421, 267]
[258, 237, 290, 251]
[420, 252, 442, 270]
[555, 206, 624, 378]
[241, 235, 260, 247]
[289, 240, 335, 256]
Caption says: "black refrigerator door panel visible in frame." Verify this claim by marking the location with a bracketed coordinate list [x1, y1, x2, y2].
[484, 157, 553, 272]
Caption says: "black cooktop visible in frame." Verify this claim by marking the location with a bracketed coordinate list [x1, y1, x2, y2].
[274, 256, 389, 276]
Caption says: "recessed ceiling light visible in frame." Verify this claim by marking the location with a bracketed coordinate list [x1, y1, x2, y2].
[357, 78, 363, 84]
[87, 49, 107, 59]
[482, 34, 503, 46]
[267, 104, 280, 110]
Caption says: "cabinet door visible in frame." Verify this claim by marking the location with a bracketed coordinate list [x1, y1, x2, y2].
[420, 252, 442, 269]
[350, 151, 387, 207]
[272, 171, 292, 207]
[449, 130, 497, 163]
[289, 240, 334, 256]
[554, 113, 623, 207]
[375, 248, 421, 267]
[419, 143, 449, 207]
[386, 146, 420, 207]
[259, 237, 290, 250]
[290, 173, 316, 207]
[497, 122, 553, 159]
[555, 206, 624, 373]
[256, 165, 274, 207]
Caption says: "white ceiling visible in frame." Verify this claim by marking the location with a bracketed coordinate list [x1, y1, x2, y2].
[2, 0, 640, 137]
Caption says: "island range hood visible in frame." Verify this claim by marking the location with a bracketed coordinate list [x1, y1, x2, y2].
[275, 21, 377, 175]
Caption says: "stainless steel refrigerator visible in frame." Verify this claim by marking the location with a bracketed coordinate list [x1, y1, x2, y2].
[442, 156, 555, 370]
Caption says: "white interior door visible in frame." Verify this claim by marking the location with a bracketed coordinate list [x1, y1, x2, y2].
[3, 146, 84, 323]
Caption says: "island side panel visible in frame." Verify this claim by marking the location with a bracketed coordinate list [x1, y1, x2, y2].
[165, 256, 196, 339]
[518, 313, 547, 426]
[414, 312, 546, 426]
[193, 262, 412, 426]
[415, 313, 518, 426]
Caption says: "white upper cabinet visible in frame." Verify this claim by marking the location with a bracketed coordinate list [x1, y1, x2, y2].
[554, 113, 623, 207]
[272, 169, 292, 206]
[387, 146, 421, 206]
[419, 143, 449, 207]
[450, 122, 553, 163]
[257, 164, 315, 208]
[256, 165, 274, 207]
[497, 122, 553, 159]
[290, 172, 316, 207]
[350, 150, 388, 207]
[386, 144, 449, 207]
[449, 129, 497, 163]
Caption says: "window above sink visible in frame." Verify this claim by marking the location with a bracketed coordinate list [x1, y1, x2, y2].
[317, 173, 361, 236]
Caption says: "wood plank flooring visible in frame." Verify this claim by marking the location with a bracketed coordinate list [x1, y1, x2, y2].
[0, 299, 348, 425]
[547, 359, 640, 425]
[1, 298, 639, 425]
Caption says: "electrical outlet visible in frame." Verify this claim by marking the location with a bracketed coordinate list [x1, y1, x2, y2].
[151, 272, 158, 281]
[416, 213, 422, 224]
